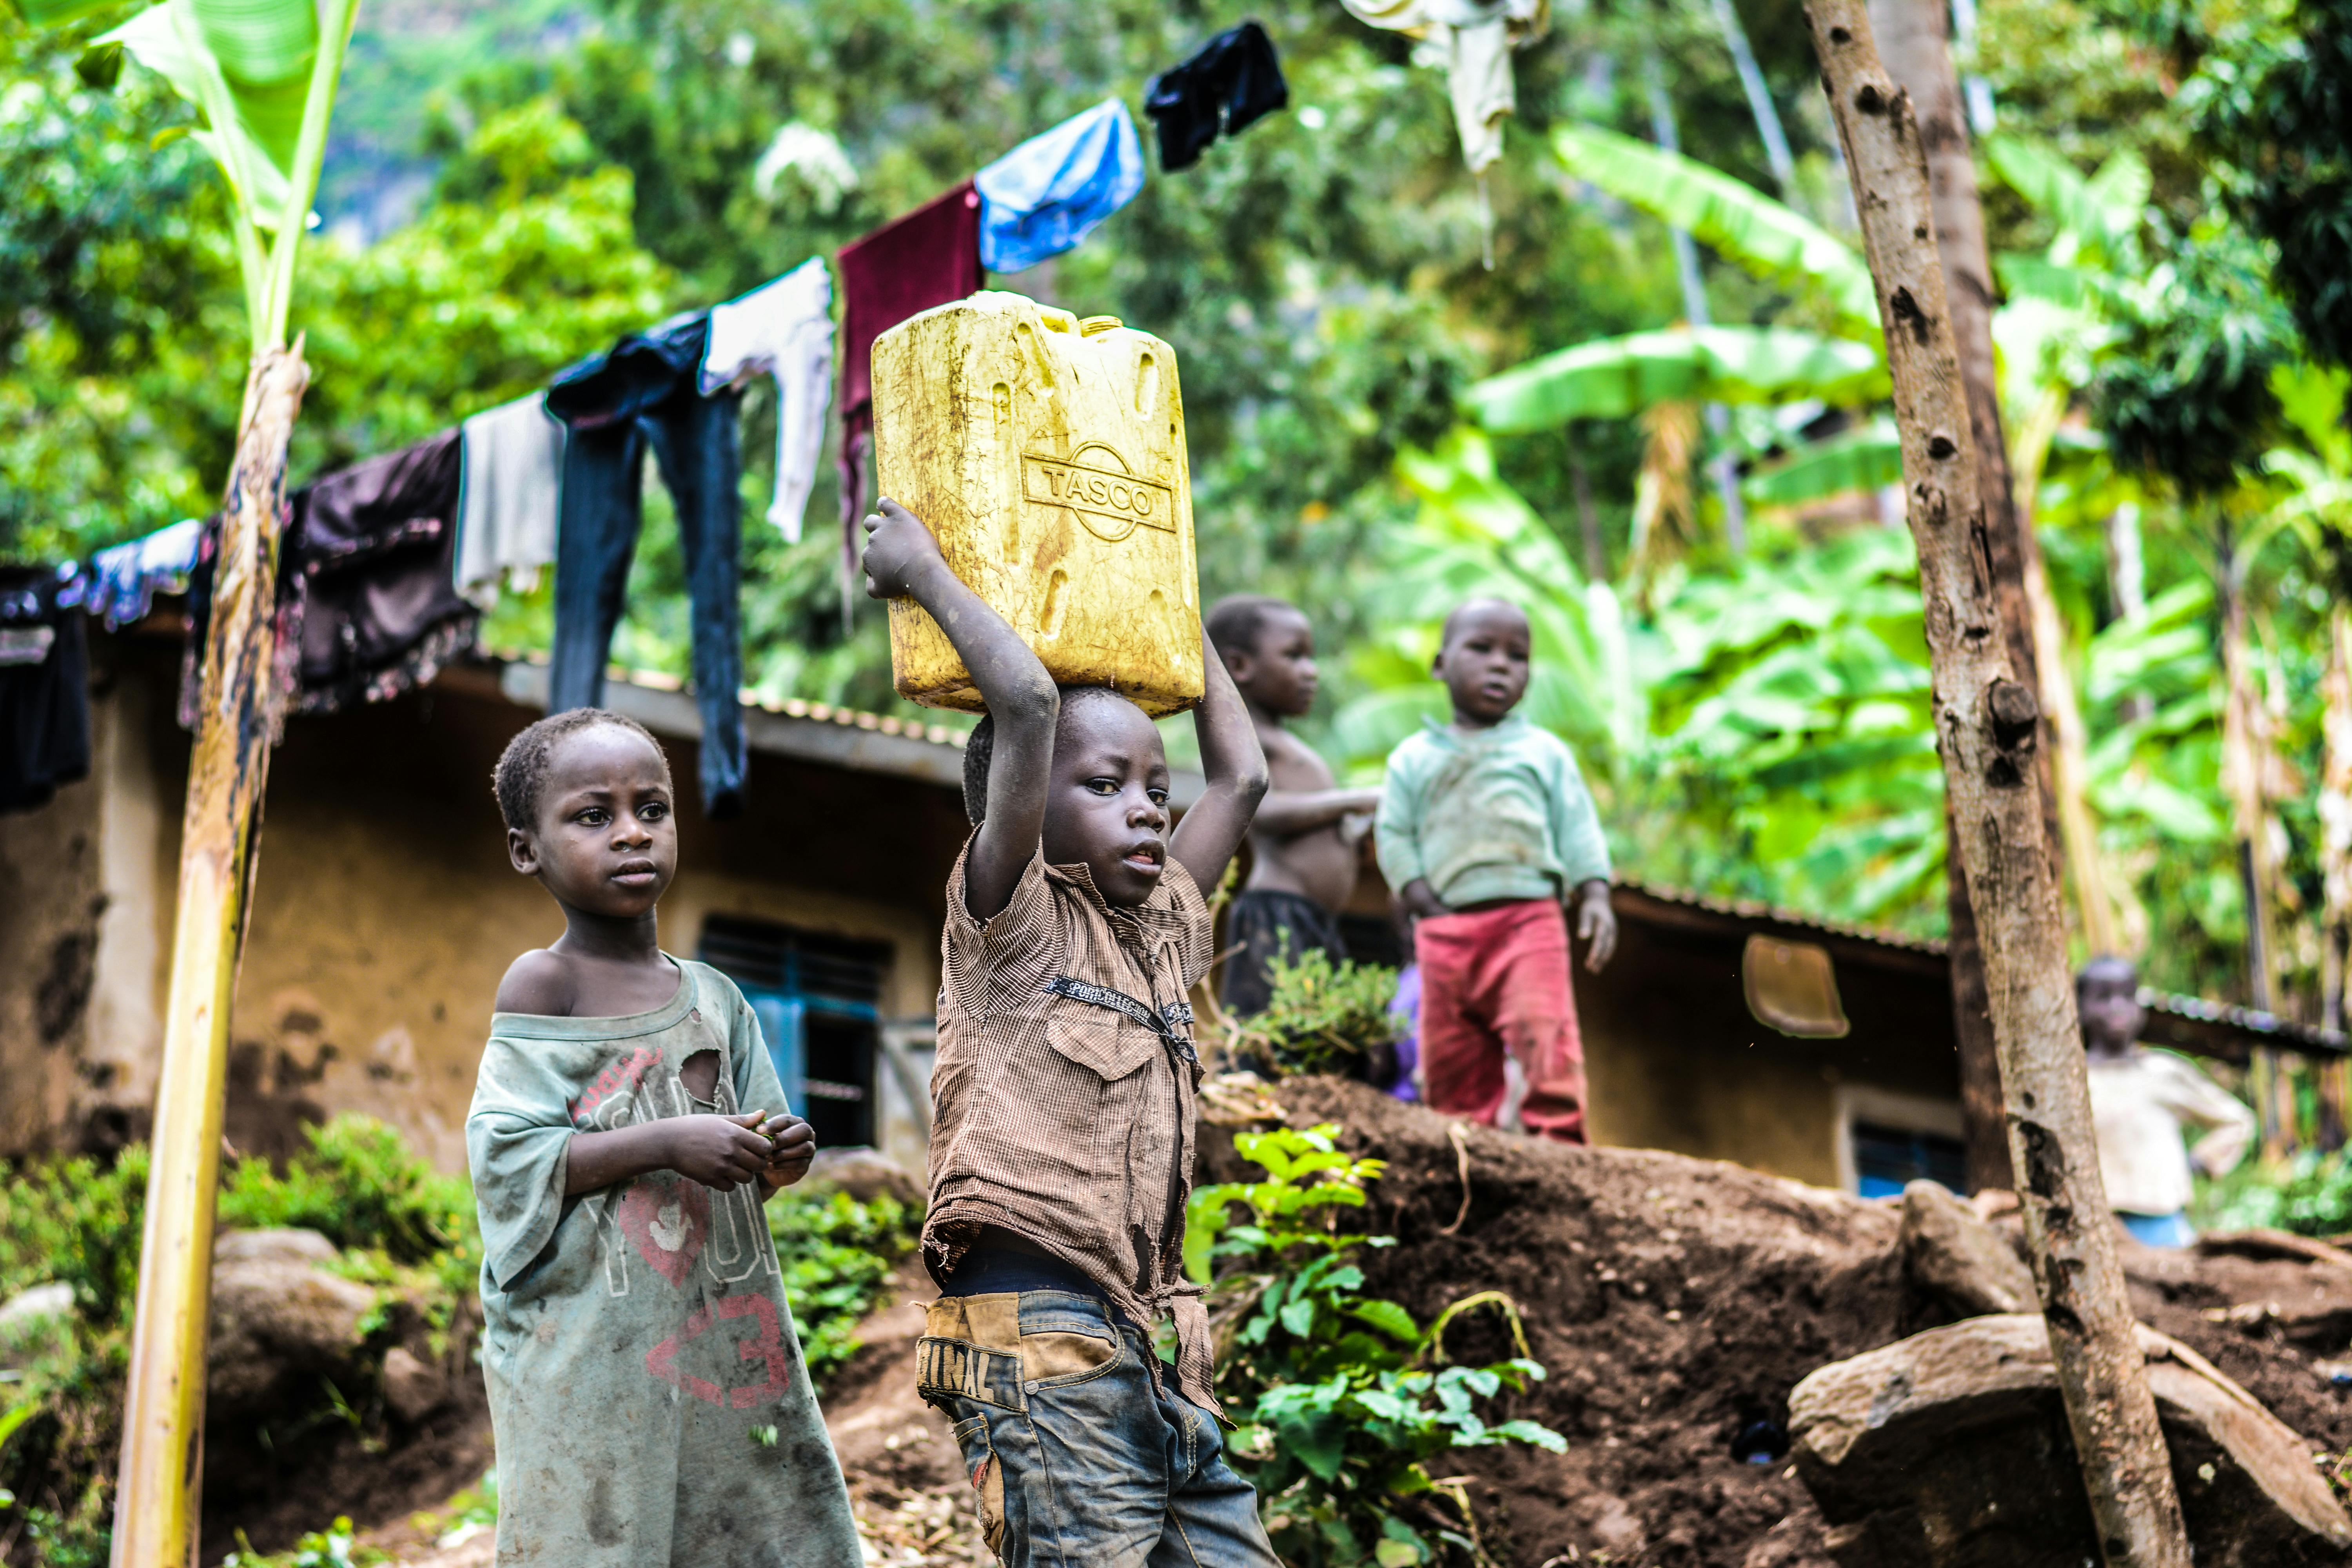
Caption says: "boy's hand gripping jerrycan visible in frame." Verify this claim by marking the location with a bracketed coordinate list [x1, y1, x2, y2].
[871, 291, 1203, 716]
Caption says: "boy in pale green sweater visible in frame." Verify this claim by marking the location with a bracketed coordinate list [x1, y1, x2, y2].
[1376, 599, 1615, 1141]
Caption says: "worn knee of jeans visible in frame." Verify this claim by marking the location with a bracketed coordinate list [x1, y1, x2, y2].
[917, 1292, 1133, 1564]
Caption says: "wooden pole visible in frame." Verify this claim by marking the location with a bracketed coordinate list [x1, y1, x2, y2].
[1867, 0, 2055, 1188]
[111, 343, 309, 1568]
[1799, 8, 2192, 1564]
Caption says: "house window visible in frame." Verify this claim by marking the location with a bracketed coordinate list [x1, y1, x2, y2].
[1850, 1122, 1969, 1198]
[1835, 1085, 1971, 1197]
[699, 915, 891, 1151]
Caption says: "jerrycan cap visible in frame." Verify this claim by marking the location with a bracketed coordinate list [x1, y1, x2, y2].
[1077, 315, 1124, 337]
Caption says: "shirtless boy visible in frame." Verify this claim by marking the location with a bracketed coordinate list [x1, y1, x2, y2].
[1205, 595, 1381, 1016]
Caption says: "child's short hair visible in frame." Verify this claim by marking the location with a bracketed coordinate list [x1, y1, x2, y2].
[493, 708, 669, 833]
[1205, 594, 1298, 660]
[960, 685, 1139, 827]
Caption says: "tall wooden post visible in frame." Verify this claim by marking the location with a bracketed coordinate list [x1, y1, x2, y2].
[1866, 0, 2054, 1190]
[1800, 7, 2192, 1564]
[112, 344, 309, 1568]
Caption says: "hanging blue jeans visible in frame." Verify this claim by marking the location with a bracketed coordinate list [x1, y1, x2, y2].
[547, 314, 749, 818]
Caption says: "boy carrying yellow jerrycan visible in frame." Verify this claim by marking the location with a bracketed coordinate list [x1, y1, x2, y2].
[864, 294, 1284, 1566]
[871, 290, 1204, 716]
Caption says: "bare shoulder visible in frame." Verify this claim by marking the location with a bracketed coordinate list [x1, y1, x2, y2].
[495, 948, 577, 1017]
[1261, 726, 1336, 789]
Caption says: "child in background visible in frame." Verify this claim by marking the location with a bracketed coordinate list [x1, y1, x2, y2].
[1376, 598, 1616, 1144]
[1205, 594, 1382, 1017]
[2079, 955, 2255, 1247]
[861, 499, 1277, 1566]
[468, 708, 860, 1567]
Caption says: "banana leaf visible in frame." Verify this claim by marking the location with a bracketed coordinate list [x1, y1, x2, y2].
[1467, 326, 1884, 433]
[1552, 124, 1880, 337]
[1743, 419, 1903, 506]
[99, 0, 320, 232]
[1983, 136, 2148, 264]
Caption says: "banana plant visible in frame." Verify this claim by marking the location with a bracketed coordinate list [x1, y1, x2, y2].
[28, 0, 360, 353]
[1551, 124, 1881, 339]
[1466, 325, 1884, 432]
[16, 0, 358, 1558]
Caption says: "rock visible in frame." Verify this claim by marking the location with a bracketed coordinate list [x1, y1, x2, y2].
[215, 1227, 339, 1267]
[381, 1345, 447, 1423]
[1789, 1312, 2352, 1568]
[0, 1282, 75, 1337]
[0, 1282, 76, 1361]
[804, 1147, 924, 1209]
[207, 1231, 377, 1417]
[1898, 1180, 2036, 1317]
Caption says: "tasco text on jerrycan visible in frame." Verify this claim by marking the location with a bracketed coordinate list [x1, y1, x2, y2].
[872, 291, 1202, 716]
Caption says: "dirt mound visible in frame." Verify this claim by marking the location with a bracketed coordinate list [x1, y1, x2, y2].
[1225, 1077, 2352, 1568]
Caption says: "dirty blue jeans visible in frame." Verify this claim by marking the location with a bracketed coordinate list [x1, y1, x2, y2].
[917, 1289, 1281, 1567]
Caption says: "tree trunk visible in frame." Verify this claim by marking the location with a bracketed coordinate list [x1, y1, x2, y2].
[1868, 0, 2060, 1182]
[1944, 794, 2013, 1192]
[1645, 59, 1749, 553]
[1799, 9, 2192, 1565]
[1708, 0, 1798, 194]
[112, 344, 309, 1568]
[2218, 514, 2278, 1013]
[2322, 605, 2352, 1035]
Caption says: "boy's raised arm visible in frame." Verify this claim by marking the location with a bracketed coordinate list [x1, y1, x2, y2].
[1169, 628, 1271, 896]
[862, 499, 1058, 918]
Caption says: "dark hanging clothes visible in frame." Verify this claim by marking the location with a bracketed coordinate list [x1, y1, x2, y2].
[0, 567, 92, 815]
[834, 181, 985, 534]
[546, 312, 750, 820]
[286, 429, 475, 715]
[178, 433, 477, 727]
[1145, 21, 1289, 172]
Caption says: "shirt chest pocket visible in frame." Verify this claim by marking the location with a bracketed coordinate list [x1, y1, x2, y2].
[1045, 1010, 1162, 1083]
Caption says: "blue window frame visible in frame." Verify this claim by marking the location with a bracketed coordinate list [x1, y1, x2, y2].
[699, 915, 889, 1149]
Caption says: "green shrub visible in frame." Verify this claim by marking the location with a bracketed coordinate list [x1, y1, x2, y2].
[2196, 1149, 2352, 1236]
[1189, 1125, 1565, 1566]
[1221, 950, 1403, 1080]
[0, 1116, 483, 1568]
[766, 1185, 922, 1387]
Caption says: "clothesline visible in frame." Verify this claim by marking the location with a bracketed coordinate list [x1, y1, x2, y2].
[2, 22, 1293, 821]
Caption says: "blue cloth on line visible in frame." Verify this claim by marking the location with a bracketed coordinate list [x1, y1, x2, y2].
[80, 517, 203, 630]
[2119, 1210, 2196, 1249]
[975, 99, 1146, 275]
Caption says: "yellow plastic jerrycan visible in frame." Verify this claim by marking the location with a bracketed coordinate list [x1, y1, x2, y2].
[872, 291, 1203, 716]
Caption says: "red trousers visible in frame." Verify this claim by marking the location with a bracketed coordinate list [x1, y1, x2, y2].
[1415, 899, 1588, 1143]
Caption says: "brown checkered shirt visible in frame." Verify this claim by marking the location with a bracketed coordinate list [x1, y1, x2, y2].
[926, 841, 1219, 1412]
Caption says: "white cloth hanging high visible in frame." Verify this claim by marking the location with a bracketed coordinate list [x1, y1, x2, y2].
[701, 257, 835, 544]
[455, 393, 565, 608]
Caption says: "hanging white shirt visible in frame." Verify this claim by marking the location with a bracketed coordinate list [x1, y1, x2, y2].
[2085, 1048, 2256, 1218]
[1339, 0, 1549, 174]
[700, 257, 834, 543]
[455, 394, 564, 608]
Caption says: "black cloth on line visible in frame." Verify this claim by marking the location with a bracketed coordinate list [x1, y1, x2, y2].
[544, 310, 750, 820]
[1145, 20, 1289, 172]
[177, 429, 477, 725]
[0, 567, 91, 815]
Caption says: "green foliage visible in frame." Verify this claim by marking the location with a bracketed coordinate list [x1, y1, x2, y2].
[1466, 325, 1883, 432]
[1222, 949, 1403, 1081]
[0, 1116, 481, 1565]
[1548, 123, 1879, 336]
[220, 1516, 384, 1568]
[1189, 1125, 1564, 1566]
[2093, 222, 2299, 496]
[765, 1185, 921, 1387]
[2196, 1147, 2352, 1236]
[2192, 0, 2352, 372]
